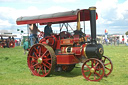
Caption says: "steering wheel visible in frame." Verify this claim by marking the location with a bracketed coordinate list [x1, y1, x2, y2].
[38, 32, 44, 38]
[59, 31, 71, 39]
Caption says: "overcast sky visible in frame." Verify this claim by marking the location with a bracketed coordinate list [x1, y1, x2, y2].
[0, 0, 128, 35]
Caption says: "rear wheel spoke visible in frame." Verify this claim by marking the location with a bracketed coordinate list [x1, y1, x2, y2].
[42, 63, 50, 69]
[38, 67, 41, 74]
[29, 56, 37, 59]
[31, 63, 38, 68]
[43, 58, 51, 61]
[34, 47, 39, 54]
[41, 50, 48, 58]
[41, 67, 45, 74]
[27, 44, 56, 77]
[44, 66, 47, 73]
[44, 61, 51, 67]
[34, 52, 38, 58]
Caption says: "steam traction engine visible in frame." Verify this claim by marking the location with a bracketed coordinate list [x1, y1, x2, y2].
[16, 7, 113, 81]
[0, 34, 15, 48]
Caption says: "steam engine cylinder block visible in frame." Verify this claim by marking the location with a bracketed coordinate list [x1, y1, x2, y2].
[85, 44, 104, 59]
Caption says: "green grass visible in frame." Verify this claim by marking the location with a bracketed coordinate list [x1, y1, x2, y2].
[0, 45, 128, 85]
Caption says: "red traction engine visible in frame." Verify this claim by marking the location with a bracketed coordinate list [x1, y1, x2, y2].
[16, 7, 113, 81]
[0, 35, 15, 48]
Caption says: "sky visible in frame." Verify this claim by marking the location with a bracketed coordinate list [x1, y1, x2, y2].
[0, 0, 128, 37]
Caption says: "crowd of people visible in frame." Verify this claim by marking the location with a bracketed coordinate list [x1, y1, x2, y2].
[102, 36, 127, 46]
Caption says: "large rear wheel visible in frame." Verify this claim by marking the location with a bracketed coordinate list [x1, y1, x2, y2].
[27, 43, 56, 77]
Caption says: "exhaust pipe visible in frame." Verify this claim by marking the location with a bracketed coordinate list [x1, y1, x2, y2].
[89, 7, 97, 44]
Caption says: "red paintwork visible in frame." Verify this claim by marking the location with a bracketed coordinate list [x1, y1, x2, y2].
[39, 35, 88, 65]
[39, 35, 57, 49]
[61, 47, 81, 55]
[16, 9, 98, 25]
[27, 44, 54, 77]
[60, 39, 74, 46]
[56, 54, 79, 64]
[73, 35, 80, 43]
[56, 40, 61, 49]
[17, 15, 77, 25]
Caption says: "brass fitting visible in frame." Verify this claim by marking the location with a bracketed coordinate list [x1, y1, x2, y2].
[89, 7, 96, 10]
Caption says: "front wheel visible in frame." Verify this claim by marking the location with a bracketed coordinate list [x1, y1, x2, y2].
[82, 58, 105, 81]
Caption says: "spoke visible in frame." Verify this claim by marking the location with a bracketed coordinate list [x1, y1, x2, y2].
[91, 60, 94, 68]
[34, 52, 38, 58]
[34, 47, 39, 54]
[42, 63, 50, 69]
[41, 67, 45, 74]
[103, 57, 107, 63]
[29, 56, 37, 59]
[31, 63, 38, 68]
[43, 58, 51, 61]
[95, 72, 101, 77]
[38, 47, 41, 57]
[104, 63, 111, 66]
[31, 60, 37, 63]
[94, 74, 96, 80]
[44, 61, 51, 67]
[85, 64, 91, 69]
[94, 62, 99, 69]
[38, 67, 41, 74]
[44, 66, 47, 73]
[88, 72, 92, 78]
[105, 67, 111, 71]
[45, 53, 50, 57]
[84, 70, 90, 73]
[96, 68, 103, 71]
[41, 50, 48, 58]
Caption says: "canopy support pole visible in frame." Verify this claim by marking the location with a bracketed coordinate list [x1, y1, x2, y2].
[27, 24, 30, 47]
[83, 10, 86, 34]
[77, 12, 81, 31]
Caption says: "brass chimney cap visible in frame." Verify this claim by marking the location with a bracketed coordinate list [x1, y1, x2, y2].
[89, 7, 96, 10]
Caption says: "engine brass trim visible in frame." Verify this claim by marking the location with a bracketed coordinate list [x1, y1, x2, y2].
[84, 47, 87, 58]
[99, 48, 103, 54]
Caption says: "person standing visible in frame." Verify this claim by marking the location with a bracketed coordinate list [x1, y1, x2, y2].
[44, 22, 53, 38]
[29, 24, 41, 46]
[104, 38, 108, 45]
[23, 39, 29, 54]
[122, 36, 125, 44]
[109, 37, 113, 46]
[116, 37, 119, 46]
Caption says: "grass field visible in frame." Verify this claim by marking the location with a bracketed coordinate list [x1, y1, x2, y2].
[0, 45, 128, 85]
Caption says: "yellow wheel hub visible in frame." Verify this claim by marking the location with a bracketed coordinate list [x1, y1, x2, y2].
[90, 68, 95, 73]
[38, 58, 42, 64]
